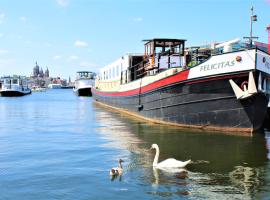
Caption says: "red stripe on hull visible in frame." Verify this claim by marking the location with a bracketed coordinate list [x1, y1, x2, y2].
[93, 69, 190, 97]
[140, 70, 189, 93]
[93, 70, 247, 97]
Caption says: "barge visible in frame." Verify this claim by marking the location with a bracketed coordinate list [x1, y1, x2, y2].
[0, 75, 31, 96]
[92, 38, 270, 134]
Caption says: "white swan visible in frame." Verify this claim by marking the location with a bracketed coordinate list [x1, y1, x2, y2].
[110, 159, 124, 176]
[150, 144, 191, 168]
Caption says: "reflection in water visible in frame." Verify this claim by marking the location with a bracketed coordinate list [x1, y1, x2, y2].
[93, 103, 269, 199]
[152, 167, 189, 185]
[266, 131, 270, 160]
[229, 166, 262, 196]
[2, 90, 269, 200]
[151, 167, 190, 197]
[111, 174, 122, 182]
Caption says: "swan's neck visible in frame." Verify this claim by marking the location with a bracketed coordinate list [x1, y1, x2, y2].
[118, 162, 122, 169]
[153, 147, 159, 166]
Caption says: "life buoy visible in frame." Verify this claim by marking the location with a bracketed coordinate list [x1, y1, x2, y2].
[241, 81, 248, 91]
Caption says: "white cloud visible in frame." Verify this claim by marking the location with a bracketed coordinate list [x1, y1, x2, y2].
[19, 16, 27, 22]
[56, 0, 69, 7]
[0, 49, 9, 54]
[74, 40, 88, 47]
[133, 17, 143, 22]
[0, 13, 5, 24]
[0, 58, 15, 66]
[69, 55, 79, 60]
[53, 55, 62, 60]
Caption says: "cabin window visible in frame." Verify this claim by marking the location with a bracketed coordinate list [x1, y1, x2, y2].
[112, 67, 115, 78]
[117, 65, 119, 77]
[12, 79, 18, 84]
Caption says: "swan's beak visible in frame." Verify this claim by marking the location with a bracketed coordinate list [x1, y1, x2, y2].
[149, 147, 153, 150]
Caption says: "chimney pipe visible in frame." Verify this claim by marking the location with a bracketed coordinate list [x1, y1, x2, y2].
[267, 25, 270, 53]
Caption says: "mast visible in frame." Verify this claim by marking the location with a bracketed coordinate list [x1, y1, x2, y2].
[244, 6, 258, 47]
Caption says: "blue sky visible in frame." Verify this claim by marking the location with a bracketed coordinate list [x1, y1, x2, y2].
[0, 0, 269, 80]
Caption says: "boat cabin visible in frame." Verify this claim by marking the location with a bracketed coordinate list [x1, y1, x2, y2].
[0, 76, 28, 90]
[131, 38, 186, 79]
[76, 71, 96, 80]
[96, 38, 257, 91]
[96, 38, 208, 88]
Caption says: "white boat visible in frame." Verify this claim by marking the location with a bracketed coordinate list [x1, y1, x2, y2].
[73, 71, 95, 96]
[31, 86, 46, 92]
[48, 83, 62, 89]
[0, 75, 31, 96]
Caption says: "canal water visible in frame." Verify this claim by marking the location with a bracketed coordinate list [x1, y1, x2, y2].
[0, 89, 270, 200]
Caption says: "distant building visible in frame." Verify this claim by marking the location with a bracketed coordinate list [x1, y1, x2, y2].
[33, 62, 40, 77]
[39, 67, 44, 78]
[29, 62, 71, 88]
[32, 62, 50, 78]
[45, 67, 49, 78]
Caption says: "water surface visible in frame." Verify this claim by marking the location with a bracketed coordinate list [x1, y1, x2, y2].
[0, 90, 269, 199]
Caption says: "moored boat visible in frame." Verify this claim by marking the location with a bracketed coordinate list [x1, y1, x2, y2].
[48, 83, 62, 89]
[31, 86, 46, 92]
[92, 38, 270, 134]
[0, 75, 31, 96]
[73, 71, 95, 96]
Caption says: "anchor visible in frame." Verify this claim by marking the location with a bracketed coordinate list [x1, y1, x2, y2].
[229, 71, 258, 100]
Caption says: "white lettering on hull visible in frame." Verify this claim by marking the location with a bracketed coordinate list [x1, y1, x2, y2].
[188, 49, 256, 79]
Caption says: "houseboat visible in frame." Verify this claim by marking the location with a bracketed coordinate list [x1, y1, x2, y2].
[73, 71, 95, 96]
[0, 75, 31, 96]
[92, 38, 270, 134]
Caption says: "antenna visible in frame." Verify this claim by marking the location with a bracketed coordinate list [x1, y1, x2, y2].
[243, 6, 259, 47]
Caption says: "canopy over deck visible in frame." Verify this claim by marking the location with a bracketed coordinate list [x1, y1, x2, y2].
[142, 38, 186, 47]
[142, 38, 186, 57]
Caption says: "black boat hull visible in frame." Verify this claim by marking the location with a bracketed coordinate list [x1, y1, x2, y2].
[0, 90, 31, 97]
[264, 107, 270, 130]
[93, 76, 269, 133]
[75, 88, 92, 96]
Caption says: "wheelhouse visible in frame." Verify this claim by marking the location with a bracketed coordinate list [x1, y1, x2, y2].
[76, 71, 96, 80]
